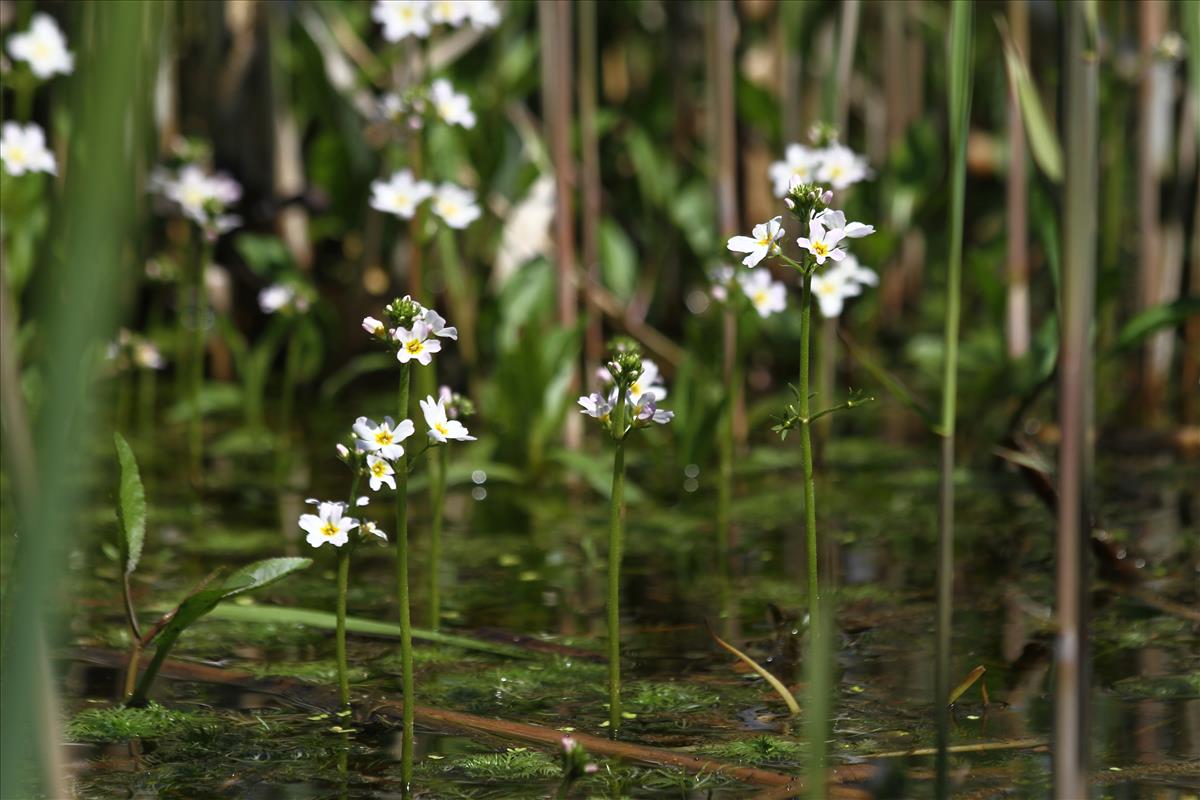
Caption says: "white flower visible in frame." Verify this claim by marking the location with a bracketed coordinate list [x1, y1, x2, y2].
[373, 0, 431, 41]
[428, 0, 470, 27]
[796, 218, 846, 265]
[810, 268, 858, 318]
[431, 183, 481, 229]
[627, 358, 667, 403]
[827, 253, 878, 289]
[816, 145, 869, 191]
[356, 495, 371, 507]
[362, 520, 388, 541]
[394, 320, 442, 365]
[738, 269, 787, 318]
[161, 164, 242, 230]
[366, 454, 397, 491]
[7, 13, 74, 79]
[768, 144, 821, 198]
[420, 308, 458, 340]
[726, 216, 784, 268]
[429, 79, 476, 129]
[578, 390, 615, 420]
[0, 123, 56, 176]
[370, 169, 433, 219]
[259, 284, 294, 314]
[420, 394, 476, 442]
[708, 265, 736, 302]
[362, 316, 387, 337]
[815, 208, 874, 239]
[299, 501, 358, 548]
[353, 416, 415, 460]
[465, 0, 501, 28]
[132, 342, 167, 370]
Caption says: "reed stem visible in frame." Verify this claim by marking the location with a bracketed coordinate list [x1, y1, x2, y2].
[799, 270, 819, 632]
[607, 391, 627, 736]
[336, 472, 362, 711]
[394, 363, 414, 789]
[188, 233, 212, 483]
[428, 446, 447, 631]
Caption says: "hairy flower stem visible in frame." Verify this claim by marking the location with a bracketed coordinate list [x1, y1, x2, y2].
[336, 472, 362, 711]
[188, 232, 211, 484]
[607, 392, 628, 735]
[798, 269, 819, 633]
[428, 446, 447, 631]
[394, 363, 414, 789]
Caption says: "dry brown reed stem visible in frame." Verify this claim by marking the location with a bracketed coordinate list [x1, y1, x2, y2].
[1137, 0, 1168, 422]
[578, 1, 603, 379]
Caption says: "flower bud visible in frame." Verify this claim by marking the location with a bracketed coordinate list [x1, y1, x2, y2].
[336, 443, 350, 460]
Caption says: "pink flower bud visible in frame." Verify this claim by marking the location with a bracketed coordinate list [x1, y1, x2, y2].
[336, 443, 350, 459]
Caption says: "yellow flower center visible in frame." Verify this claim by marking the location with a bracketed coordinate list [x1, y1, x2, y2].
[818, 282, 837, 295]
[630, 382, 642, 396]
[753, 290, 768, 306]
[320, 521, 339, 538]
[435, 422, 449, 435]
[812, 242, 829, 257]
[375, 430, 394, 445]
[371, 461, 388, 477]
[405, 339, 424, 355]
[440, 201, 459, 217]
[8, 145, 27, 166]
[32, 41, 51, 62]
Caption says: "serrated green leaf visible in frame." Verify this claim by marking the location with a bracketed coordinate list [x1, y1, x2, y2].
[220, 557, 314, 599]
[113, 432, 146, 576]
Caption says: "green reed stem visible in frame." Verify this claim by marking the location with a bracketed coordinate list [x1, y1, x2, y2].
[188, 232, 211, 483]
[716, 318, 737, 580]
[428, 445, 447, 631]
[336, 472, 362, 711]
[798, 269, 819, 633]
[607, 390, 628, 735]
[937, 5, 973, 797]
[276, 329, 301, 486]
[394, 363, 414, 789]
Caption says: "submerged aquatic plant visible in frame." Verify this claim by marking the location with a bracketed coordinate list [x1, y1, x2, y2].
[557, 736, 599, 798]
[112, 433, 311, 707]
[579, 341, 673, 735]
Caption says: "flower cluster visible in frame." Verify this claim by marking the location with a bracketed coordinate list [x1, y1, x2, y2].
[377, 78, 476, 132]
[369, 168, 480, 229]
[6, 13, 74, 80]
[709, 264, 787, 319]
[105, 328, 167, 372]
[0, 122, 56, 176]
[258, 282, 315, 315]
[768, 142, 870, 197]
[372, 0, 500, 42]
[150, 163, 243, 239]
[580, 346, 674, 433]
[559, 736, 599, 788]
[362, 295, 458, 366]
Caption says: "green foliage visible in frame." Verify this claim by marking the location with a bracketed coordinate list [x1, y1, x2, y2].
[67, 702, 221, 743]
[112, 433, 146, 576]
[999, 21, 1063, 182]
[443, 748, 561, 780]
[626, 681, 720, 714]
[699, 735, 804, 766]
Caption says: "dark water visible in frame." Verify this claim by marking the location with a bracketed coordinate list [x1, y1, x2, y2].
[57, 425, 1199, 798]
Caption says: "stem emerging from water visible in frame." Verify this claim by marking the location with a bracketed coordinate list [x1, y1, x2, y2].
[607, 391, 627, 736]
[798, 269, 819, 633]
[428, 446, 447, 631]
[394, 363, 414, 789]
[335, 473, 361, 711]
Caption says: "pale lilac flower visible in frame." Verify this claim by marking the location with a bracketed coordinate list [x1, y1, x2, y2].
[362, 316, 387, 337]
[362, 521, 388, 541]
[421, 309, 458, 340]
[0, 123, 56, 176]
[578, 391, 615, 420]
[366, 454, 397, 491]
[796, 218, 846, 265]
[634, 396, 674, 425]
[810, 268, 858, 318]
[708, 265, 736, 303]
[353, 416, 415, 460]
[6, 13, 73, 79]
[394, 321, 442, 365]
[420, 394, 476, 442]
[726, 216, 784, 268]
[299, 501, 358, 548]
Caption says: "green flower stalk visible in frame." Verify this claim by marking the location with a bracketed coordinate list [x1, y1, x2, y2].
[425, 387, 476, 631]
[578, 343, 674, 734]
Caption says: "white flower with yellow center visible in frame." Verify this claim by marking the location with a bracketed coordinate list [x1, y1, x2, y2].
[726, 216, 784, 268]
[465, 0, 501, 28]
[627, 358, 667, 404]
[810, 268, 858, 319]
[366, 454, 397, 491]
[373, 0, 431, 41]
[299, 501, 358, 549]
[370, 169, 433, 219]
[428, 0, 470, 27]
[815, 208, 874, 240]
[429, 79, 476, 129]
[827, 253, 878, 290]
[353, 416, 415, 460]
[162, 165, 242, 228]
[393, 320, 442, 365]
[738, 268, 787, 318]
[6, 13, 74, 79]
[431, 183, 481, 229]
[796, 218, 846, 265]
[768, 144, 821, 198]
[0, 123, 56, 176]
[420, 394, 476, 442]
[816, 145, 869, 191]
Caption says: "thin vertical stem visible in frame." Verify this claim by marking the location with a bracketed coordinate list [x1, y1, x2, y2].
[188, 233, 211, 482]
[428, 446, 447, 631]
[578, 0, 603, 373]
[335, 548, 351, 709]
[936, 4, 973, 797]
[1055, 5, 1096, 796]
[607, 391, 627, 735]
[799, 271, 818, 629]
[394, 363, 414, 790]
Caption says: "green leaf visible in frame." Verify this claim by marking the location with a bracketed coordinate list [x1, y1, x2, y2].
[1110, 298, 1200, 355]
[839, 333, 937, 431]
[113, 432, 146, 576]
[599, 220, 637, 301]
[999, 20, 1063, 182]
[220, 557, 314, 599]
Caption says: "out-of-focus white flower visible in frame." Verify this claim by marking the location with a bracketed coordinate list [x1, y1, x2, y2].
[133, 342, 167, 370]
[421, 308, 458, 340]
[0, 122, 56, 176]
[796, 218, 846, 265]
[739, 268, 787, 318]
[465, 0, 501, 28]
[394, 320, 442, 365]
[816, 145, 869, 191]
[366, 454, 397, 491]
[708, 265, 736, 303]
[259, 284, 292, 314]
[370, 168, 433, 219]
[815, 208, 874, 239]
[299, 501, 358, 548]
[429, 79, 476, 129]
[428, 0, 470, 27]
[726, 216, 784, 268]
[420, 394, 476, 442]
[373, 0, 431, 41]
[361, 520, 388, 541]
[6, 13, 73, 79]
[810, 267, 858, 318]
[768, 144, 821, 198]
[627, 358, 667, 403]
[431, 183, 481, 229]
[356, 495, 371, 507]
[827, 253, 878, 290]
[159, 164, 242, 235]
[495, 175, 554, 283]
[353, 416, 415, 460]
[578, 390, 615, 420]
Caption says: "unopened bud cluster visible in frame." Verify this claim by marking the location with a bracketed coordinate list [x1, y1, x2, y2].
[783, 180, 833, 222]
